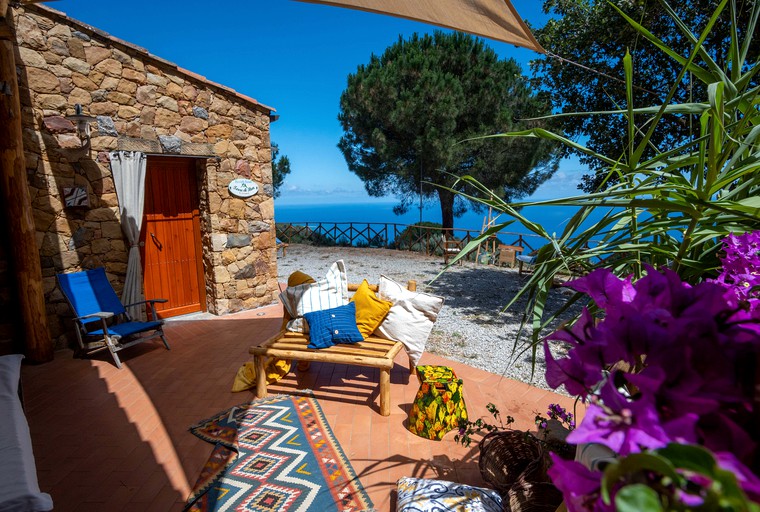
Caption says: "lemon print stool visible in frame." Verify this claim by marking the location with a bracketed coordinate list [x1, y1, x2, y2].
[408, 365, 468, 440]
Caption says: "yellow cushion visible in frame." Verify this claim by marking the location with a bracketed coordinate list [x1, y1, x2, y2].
[350, 279, 393, 339]
[231, 359, 291, 392]
[287, 271, 315, 287]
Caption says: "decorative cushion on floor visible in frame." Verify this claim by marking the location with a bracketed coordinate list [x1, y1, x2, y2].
[375, 275, 444, 366]
[408, 365, 468, 440]
[0, 355, 54, 512]
[304, 302, 364, 349]
[230, 359, 291, 392]
[396, 477, 502, 512]
[350, 279, 393, 338]
[279, 260, 348, 333]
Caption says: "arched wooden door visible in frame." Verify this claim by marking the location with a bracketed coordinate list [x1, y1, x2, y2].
[141, 156, 206, 318]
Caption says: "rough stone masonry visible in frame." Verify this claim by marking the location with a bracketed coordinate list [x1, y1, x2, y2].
[7, 4, 280, 349]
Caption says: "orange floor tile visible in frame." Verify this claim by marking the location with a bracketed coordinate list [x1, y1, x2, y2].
[20, 303, 578, 511]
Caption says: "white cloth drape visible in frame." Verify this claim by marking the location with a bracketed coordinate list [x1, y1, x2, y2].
[109, 151, 148, 321]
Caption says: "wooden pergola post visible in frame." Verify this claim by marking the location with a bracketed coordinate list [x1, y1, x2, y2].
[0, 2, 52, 362]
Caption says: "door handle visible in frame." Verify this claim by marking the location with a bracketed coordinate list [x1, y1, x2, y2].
[150, 232, 163, 250]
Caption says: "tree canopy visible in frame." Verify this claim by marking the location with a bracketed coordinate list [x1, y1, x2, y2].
[531, 0, 760, 192]
[338, 31, 558, 230]
[271, 143, 291, 199]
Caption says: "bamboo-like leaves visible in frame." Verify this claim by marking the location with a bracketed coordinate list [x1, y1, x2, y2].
[444, 0, 760, 367]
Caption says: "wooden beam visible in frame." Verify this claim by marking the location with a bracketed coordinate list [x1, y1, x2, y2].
[0, 13, 53, 362]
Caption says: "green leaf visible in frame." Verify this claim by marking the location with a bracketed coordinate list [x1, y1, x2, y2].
[614, 484, 664, 512]
[601, 453, 680, 503]
[656, 444, 718, 475]
[610, 3, 714, 84]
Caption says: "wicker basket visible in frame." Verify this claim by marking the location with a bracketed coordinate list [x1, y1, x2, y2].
[507, 452, 563, 512]
[477, 430, 542, 495]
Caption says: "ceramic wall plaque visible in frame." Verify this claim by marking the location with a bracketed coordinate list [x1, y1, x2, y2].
[228, 178, 259, 198]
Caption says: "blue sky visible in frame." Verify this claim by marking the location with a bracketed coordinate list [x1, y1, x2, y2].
[52, 0, 586, 206]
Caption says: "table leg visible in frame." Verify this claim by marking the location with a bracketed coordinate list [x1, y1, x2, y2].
[379, 368, 390, 416]
[254, 356, 267, 398]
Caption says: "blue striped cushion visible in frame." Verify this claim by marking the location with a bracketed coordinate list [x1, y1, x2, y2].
[303, 303, 363, 349]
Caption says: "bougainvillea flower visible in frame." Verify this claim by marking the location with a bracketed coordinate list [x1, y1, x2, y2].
[714, 451, 760, 502]
[625, 367, 701, 444]
[543, 339, 601, 397]
[564, 268, 635, 309]
[545, 231, 760, 512]
[696, 412, 757, 465]
[548, 307, 597, 347]
[547, 454, 611, 512]
[592, 301, 670, 363]
[567, 377, 672, 455]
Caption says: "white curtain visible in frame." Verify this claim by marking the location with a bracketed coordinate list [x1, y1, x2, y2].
[109, 151, 147, 321]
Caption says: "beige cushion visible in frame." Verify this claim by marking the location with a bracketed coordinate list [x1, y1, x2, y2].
[279, 260, 348, 332]
[375, 275, 444, 365]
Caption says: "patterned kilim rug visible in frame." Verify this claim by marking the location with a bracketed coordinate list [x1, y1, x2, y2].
[185, 394, 374, 512]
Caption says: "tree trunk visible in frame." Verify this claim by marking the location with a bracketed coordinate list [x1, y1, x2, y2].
[0, 7, 53, 363]
[437, 188, 455, 231]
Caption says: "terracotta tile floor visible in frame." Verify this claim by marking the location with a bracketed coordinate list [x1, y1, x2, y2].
[21, 303, 578, 511]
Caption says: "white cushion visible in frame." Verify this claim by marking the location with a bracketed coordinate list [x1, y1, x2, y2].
[0, 354, 53, 512]
[375, 276, 444, 366]
[279, 260, 349, 332]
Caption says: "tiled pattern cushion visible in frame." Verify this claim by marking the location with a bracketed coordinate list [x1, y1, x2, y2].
[375, 275, 444, 366]
[396, 477, 502, 512]
[279, 260, 348, 333]
[304, 302, 364, 349]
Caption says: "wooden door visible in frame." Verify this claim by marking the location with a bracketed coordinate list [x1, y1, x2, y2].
[141, 156, 206, 318]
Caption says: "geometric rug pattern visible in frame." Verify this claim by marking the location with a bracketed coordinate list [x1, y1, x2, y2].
[184, 394, 374, 512]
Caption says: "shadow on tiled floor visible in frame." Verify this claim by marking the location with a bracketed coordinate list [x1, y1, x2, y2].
[21, 302, 578, 511]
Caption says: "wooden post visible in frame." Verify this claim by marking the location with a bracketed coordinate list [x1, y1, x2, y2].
[254, 355, 267, 398]
[379, 368, 390, 416]
[0, 4, 52, 362]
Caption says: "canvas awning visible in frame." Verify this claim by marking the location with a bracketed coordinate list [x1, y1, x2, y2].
[295, 0, 544, 53]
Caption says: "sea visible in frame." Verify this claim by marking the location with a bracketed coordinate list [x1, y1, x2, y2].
[274, 201, 609, 240]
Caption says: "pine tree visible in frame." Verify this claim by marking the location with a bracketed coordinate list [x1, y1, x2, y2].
[338, 31, 558, 230]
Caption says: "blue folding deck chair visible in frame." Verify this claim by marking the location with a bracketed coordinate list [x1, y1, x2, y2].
[57, 267, 169, 369]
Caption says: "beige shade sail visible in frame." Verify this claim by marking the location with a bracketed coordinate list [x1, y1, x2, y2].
[295, 0, 544, 53]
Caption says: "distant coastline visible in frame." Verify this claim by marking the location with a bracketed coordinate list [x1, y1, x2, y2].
[274, 201, 607, 237]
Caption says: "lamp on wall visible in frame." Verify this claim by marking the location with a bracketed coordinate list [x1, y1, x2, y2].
[65, 104, 96, 148]
[269, 112, 280, 122]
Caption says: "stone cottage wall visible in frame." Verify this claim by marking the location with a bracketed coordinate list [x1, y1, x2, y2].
[10, 4, 279, 349]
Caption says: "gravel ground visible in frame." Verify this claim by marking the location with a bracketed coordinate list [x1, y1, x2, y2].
[277, 244, 580, 392]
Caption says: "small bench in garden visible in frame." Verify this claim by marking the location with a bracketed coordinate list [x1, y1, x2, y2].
[249, 281, 417, 416]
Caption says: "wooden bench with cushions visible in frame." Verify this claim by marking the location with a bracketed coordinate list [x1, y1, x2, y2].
[250, 281, 418, 416]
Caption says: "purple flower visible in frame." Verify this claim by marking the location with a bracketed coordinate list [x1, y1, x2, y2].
[543, 232, 760, 510]
[547, 454, 611, 512]
[714, 452, 760, 502]
[545, 308, 608, 396]
[543, 338, 600, 396]
[696, 412, 758, 466]
[566, 377, 673, 455]
[565, 268, 635, 309]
